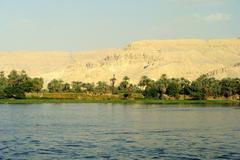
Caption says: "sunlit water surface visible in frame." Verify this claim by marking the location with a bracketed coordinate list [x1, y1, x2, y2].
[0, 104, 240, 159]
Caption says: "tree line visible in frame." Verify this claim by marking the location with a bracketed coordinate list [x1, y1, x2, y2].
[0, 70, 43, 99]
[0, 70, 239, 100]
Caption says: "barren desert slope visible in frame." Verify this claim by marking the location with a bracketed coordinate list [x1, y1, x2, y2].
[0, 39, 240, 84]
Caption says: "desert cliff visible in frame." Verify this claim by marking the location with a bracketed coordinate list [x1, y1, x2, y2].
[0, 39, 239, 84]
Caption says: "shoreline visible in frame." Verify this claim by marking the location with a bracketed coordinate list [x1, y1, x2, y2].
[0, 99, 239, 105]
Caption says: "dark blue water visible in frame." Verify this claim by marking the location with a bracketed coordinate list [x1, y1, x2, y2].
[0, 104, 240, 159]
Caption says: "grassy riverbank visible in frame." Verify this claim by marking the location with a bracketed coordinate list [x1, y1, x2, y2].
[0, 98, 239, 105]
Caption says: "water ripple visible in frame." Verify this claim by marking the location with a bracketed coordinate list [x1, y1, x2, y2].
[0, 104, 240, 159]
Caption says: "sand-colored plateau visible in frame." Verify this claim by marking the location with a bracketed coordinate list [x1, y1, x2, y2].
[0, 39, 240, 85]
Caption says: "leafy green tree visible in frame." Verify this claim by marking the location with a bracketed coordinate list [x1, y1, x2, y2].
[220, 78, 238, 97]
[142, 74, 170, 99]
[138, 76, 154, 90]
[166, 78, 181, 98]
[231, 78, 240, 95]
[72, 81, 83, 92]
[190, 75, 220, 100]
[209, 78, 221, 98]
[62, 83, 71, 92]
[4, 70, 34, 99]
[4, 86, 26, 99]
[0, 71, 7, 98]
[129, 84, 141, 93]
[95, 81, 109, 94]
[143, 84, 160, 98]
[235, 78, 240, 95]
[47, 79, 64, 93]
[7, 70, 21, 87]
[82, 83, 95, 92]
[32, 78, 44, 93]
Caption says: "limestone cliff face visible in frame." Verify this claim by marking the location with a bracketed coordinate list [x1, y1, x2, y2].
[0, 39, 239, 84]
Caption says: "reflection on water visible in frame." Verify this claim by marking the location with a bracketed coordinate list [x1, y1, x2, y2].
[0, 104, 240, 159]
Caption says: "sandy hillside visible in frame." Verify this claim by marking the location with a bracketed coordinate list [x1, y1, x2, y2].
[0, 39, 240, 85]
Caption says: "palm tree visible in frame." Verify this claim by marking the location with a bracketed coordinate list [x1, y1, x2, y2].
[157, 74, 169, 96]
[119, 76, 130, 90]
[0, 71, 4, 78]
[110, 74, 117, 94]
[180, 77, 191, 99]
[138, 76, 153, 90]
[123, 76, 130, 82]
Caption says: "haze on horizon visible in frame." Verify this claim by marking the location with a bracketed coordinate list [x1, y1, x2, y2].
[0, 0, 239, 51]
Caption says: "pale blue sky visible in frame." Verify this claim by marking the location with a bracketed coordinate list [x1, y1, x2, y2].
[0, 0, 239, 51]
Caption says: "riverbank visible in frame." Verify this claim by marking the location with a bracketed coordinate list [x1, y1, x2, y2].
[0, 98, 239, 105]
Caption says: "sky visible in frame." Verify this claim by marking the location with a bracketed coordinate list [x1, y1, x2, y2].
[0, 0, 239, 51]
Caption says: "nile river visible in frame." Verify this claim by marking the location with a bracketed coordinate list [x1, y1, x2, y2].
[0, 104, 240, 159]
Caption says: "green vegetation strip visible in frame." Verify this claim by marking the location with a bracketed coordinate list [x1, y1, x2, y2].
[1, 70, 240, 102]
[0, 98, 239, 105]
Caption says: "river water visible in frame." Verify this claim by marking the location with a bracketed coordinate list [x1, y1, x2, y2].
[0, 104, 239, 159]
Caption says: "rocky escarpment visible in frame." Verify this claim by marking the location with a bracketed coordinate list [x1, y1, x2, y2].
[0, 39, 239, 85]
